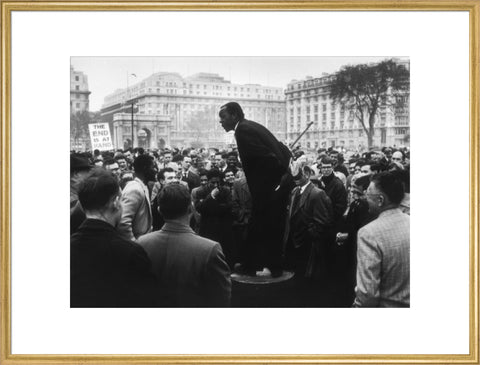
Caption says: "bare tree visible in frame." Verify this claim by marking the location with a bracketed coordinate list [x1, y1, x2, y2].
[328, 59, 410, 148]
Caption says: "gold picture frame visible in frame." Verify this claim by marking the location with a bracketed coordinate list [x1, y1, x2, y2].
[1, 1, 479, 363]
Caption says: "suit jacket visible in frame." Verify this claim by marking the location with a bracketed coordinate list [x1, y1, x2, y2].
[196, 185, 233, 245]
[231, 178, 252, 226]
[234, 119, 291, 204]
[70, 219, 158, 307]
[322, 173, 348, 226]
[137, 222, 231, 307]
[118, 178, 152, 241]
[190, 185, 205, 230]
[181, 170, 201, 191]
[354, 208, 410, 307]
[283, 182, 333, 250]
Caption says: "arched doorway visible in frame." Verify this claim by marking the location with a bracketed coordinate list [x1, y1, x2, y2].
[137, 128, 152, 149]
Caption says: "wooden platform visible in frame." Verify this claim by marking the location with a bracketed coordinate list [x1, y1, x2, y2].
[231, 268, 294, 285]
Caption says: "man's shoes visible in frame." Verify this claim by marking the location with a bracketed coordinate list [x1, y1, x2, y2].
[233, 263, 256, 276]
[269, 267, 283, 278]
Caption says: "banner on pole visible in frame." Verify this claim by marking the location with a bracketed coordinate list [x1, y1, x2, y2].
[88, 123, 113, 151]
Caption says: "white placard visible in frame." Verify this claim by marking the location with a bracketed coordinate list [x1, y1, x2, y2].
[88, 122, 113, 151]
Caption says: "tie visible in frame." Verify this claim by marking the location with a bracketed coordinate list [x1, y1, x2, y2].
[291, 188, 301, 213]
[282, 187, 302, 249]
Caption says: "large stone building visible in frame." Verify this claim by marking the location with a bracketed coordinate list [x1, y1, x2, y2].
[70, 66, 92, 150]
[70, 66, 91, 114]
[285, 60, 410, 151]
[100, 72, 287, 150]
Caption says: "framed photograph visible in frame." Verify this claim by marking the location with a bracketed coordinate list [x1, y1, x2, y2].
[1, 1, 478, 363]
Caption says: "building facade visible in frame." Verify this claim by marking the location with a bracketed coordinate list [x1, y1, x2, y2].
[112, 113, 173, 150]
[101, 72, 287, 149]
[285, 61, 410, 152]
[70, 66, 92, 150]
[70, 66, 91, 114]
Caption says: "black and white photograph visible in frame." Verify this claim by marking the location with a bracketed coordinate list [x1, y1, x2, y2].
[70, 56, 411, 308]
[3, 3, 475, 361]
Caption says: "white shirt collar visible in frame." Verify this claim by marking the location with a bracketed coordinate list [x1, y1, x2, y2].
[299, 181, 311, 194]
[234, 121, 240, 131]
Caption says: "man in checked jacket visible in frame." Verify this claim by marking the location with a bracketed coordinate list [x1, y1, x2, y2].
[354, 171, 410, 308]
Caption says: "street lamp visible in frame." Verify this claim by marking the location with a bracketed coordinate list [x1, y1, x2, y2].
[126, 72, 137, 148]
[131, 101, 136, 148]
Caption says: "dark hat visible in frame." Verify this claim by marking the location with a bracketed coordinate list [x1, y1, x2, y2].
[70, 155, 91, 174]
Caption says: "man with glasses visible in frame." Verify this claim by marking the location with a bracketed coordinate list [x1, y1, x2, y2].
[353, 171, 410, 307]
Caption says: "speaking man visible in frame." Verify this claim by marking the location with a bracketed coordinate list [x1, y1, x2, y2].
[219, 102, 294, 276]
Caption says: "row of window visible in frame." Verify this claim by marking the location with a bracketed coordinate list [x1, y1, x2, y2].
[287, 77, 333, 91]
[127, 87, 283, 101]
[149, 80, 280, 94]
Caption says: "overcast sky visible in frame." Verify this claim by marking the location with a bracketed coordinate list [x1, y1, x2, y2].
[71, 56, 406, 112]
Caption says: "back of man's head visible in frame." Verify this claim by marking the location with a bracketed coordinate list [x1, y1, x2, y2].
[78, 168, 120, 212]
[371, 171, 405, 205]
[198, 168, 208, 178]
[158, 184, 191, 220]
[133, 154, 153, 174]
[70, 154, 91, 175]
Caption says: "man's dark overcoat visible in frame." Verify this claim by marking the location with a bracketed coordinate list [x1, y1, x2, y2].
[71, 219, 159, 307]
[234, 119, 294, 269]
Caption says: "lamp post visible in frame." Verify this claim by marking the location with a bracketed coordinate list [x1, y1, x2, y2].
[131, 102, 135, 148]
[126, 72, 137, 148]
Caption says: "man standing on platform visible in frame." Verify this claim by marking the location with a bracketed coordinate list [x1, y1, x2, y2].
[219, 102, 293, 277]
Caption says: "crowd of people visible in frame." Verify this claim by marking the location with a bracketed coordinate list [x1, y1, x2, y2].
[70, 102, 410, 308]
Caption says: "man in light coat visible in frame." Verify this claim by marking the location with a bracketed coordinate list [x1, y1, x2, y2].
[117, 154, 156, 241]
